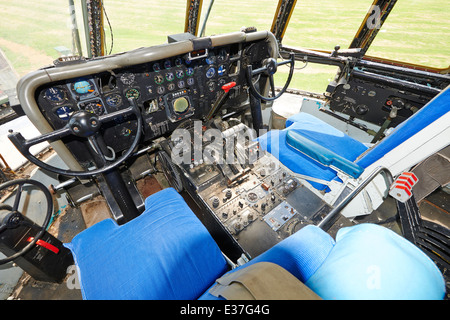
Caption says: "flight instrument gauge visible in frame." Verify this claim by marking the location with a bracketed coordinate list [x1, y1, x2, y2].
[176, 70, 184, 79]
[165, 72, 175, 82]
[55, 106, 74, 120]
[175, 57, 183, 67]
[71, 79, 96, 95]
[186, 68, 194, 77]
[154, 74, 164, 85]
[120, 73, 136, 85]
[164, 60, 172, 69]
[44, 87, 67, 105]
[125, 88, 140, 100]
[105, 93, 123, 108]
[153, 63, 161, 72]
[80, 100, 104, 116]
[206, 67, 216, 79]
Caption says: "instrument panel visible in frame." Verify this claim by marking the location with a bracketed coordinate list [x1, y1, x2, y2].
[39, 45, 241, 124]
[329, 78, 433, 128]
[34, 38, 273, 165]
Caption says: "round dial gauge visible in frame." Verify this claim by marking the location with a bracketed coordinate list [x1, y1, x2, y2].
[55, 106, 74, 120]
[153, 63, 161, 72]
[83, 101, 104, 115]
[176, 70, 184, 79]
[72, 79, 95, 95]
[207, 81, 216, 92]
[120, 73, 136, 85]
[44, 87, 67, 104]
[165, 72, 175, 82]
[218, 65, 226, 76]
[157, 86, 165, 95]
[175, 58, 183, 67]
[154, 74, 164, 85]
[164, 60, 172, 69]
[105, 94, 123, 107]
[206, 67, 216, 79]
[247, 192, 258, 203]
[125, 88, 140, 100]
[186, 68, 194, 77]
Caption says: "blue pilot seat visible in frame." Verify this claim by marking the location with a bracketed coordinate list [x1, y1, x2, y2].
[65, 188, 228, 300]
[65, 188, 445, 300]
[258, 85, 450, 191]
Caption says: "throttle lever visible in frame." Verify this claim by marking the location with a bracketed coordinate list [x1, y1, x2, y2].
[204, 81, 237, 121]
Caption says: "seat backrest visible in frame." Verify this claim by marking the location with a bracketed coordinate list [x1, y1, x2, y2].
[305, 224, 446, 300]
[356, 85, 450, 170]
[65, 188, 228, 300]
[201, 223, 445, 300]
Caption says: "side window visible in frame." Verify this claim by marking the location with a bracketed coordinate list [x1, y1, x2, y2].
[366, 1, 450, 69]
[279, 0, 374, 93]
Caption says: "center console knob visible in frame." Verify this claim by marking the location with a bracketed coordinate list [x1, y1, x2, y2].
[212, 197, 220, 208]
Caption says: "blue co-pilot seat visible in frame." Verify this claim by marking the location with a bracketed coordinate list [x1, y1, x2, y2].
[258, 86, 450, 192]
[65, 188, 445, 300]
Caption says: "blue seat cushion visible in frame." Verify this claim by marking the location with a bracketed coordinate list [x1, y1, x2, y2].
[64, 188, 228, 300]
[305, 224, 446, 300]
[201, 223, 445, 300]
[247, 224, 335, 282]
[258, 113, 368, 191]
[199, 224, 335, 300]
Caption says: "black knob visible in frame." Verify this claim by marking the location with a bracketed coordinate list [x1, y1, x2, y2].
[212, 197, 220, 208]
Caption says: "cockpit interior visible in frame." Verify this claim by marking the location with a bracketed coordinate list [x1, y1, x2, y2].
[0, 0, 449, 303]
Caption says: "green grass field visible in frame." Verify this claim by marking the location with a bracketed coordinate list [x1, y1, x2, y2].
[0, 0, 448, 93]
